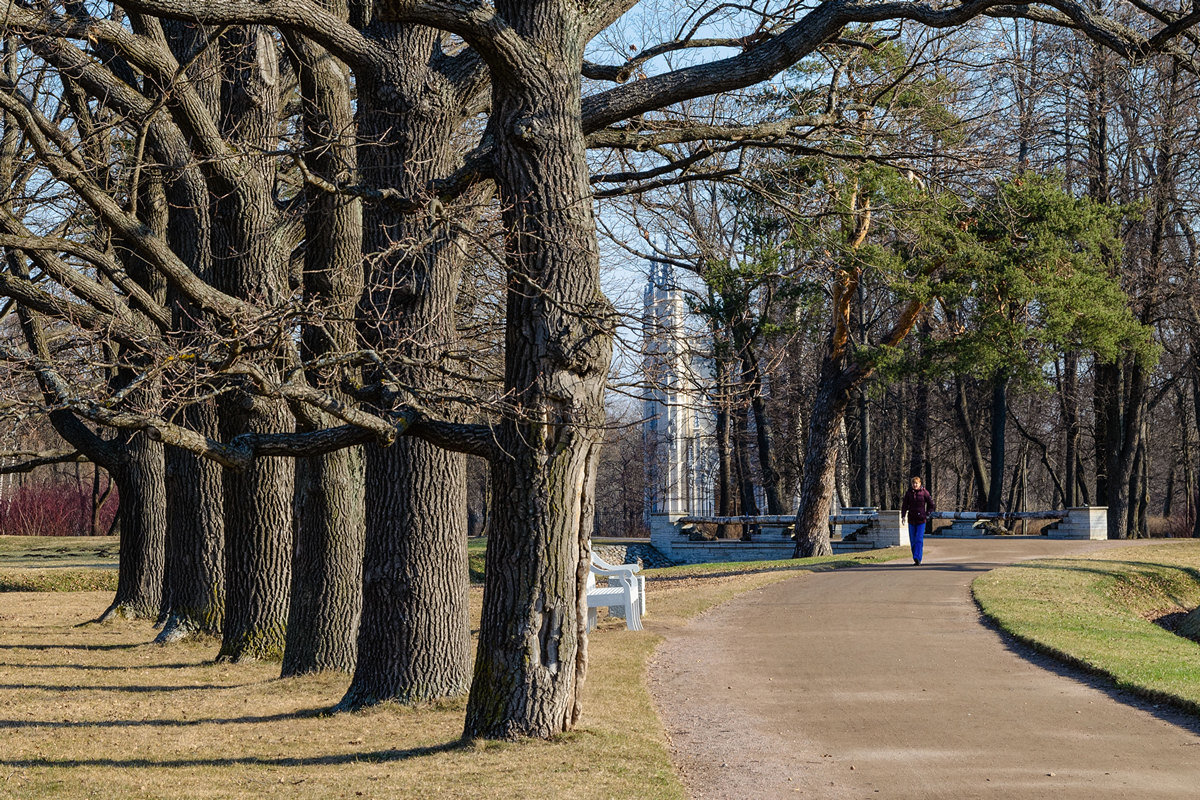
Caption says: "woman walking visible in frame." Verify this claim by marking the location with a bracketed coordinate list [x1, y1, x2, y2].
[901, 476, 935, 565]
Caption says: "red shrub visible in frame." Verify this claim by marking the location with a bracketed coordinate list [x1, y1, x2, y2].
[0, 482, 118, 537]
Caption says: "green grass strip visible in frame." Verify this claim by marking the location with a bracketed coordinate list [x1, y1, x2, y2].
[645, 547, 906, 579]
[0, 568, 118, 592]
[973, 541, 1200, 715]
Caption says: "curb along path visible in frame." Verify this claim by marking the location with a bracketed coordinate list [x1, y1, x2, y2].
[649, 538, 1200, 799]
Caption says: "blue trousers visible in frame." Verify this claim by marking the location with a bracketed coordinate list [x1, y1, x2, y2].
[909, 522, 926, 563]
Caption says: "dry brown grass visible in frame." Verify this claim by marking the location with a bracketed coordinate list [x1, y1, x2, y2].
[0, 543, 903, 799]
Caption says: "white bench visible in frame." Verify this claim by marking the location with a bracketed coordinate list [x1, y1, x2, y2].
[592, 551, 646, 616]
[586, 552, 644, 631]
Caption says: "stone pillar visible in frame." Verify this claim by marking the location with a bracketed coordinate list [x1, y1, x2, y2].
[871, 510, 909, 548]
[649, 512, 682, 560]
[1047, 506, 1108, 540]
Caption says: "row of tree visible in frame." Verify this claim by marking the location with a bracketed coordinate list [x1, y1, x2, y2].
[0, 0, 1195, 743]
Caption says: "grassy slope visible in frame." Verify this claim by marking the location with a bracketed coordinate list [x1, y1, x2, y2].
[973, 540, 1200, 714]
[0, 542, 904, 799]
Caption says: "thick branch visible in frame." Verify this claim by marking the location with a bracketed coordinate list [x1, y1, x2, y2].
[0, 224, 171, 330]
[0, 450, 88, 474]
[115, 0, 387, 73]
[115, 0, 537, 75]
[409, 416, 497, 459]
[581, 0, 1200, 133]
[0, 271, 159, 349]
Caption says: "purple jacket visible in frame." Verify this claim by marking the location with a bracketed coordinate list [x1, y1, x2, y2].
[901, 487, 935, 524]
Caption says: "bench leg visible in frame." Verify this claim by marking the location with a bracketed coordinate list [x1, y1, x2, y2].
[637, 575, 646, 617]
[587, 606, 598, 632]
[624, 591, 643, 631]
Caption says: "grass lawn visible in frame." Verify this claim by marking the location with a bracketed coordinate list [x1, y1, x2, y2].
[0, 536, 905, 799]
[973, 540, 1200, 715]
[0, 535, 118, 592]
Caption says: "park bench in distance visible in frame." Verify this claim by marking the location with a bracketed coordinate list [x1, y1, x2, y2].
[586, 551, 645, 631]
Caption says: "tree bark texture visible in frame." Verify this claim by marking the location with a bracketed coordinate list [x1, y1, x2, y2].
[212, 27, 295, 662]
[1105, 359, 1147, 540]
[103, 432, 167, 621]
[281, 3, 367, 677]
[341, 21, 477, 703]
[342, 439, 468, 706]
[792, 353, 854, 558]
[158, 403, 225, 642]
[152, 23, 225, 643]
[464, 3, 613, 738]
[285, 447, 364, 674]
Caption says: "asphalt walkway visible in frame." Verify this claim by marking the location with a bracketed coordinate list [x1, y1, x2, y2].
[649, 538, 1200, 799]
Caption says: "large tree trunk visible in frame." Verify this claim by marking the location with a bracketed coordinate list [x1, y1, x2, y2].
[1105, 359, 1147, 540]
[463, 4, 613, 738]
[104, 166, 170, 623]
[792, 354, 855, 558]
[280, 5, 366, 677]
[103, 432, 167, 621]
[340, 22, 475, 704]
[154, 27, 224, 640]
[342, 439, 469, 706]
[212, 27, 295, 662]
[285, 448, 364, 674]
[218, 443, 294, 661]
[157, 404, 225, 642]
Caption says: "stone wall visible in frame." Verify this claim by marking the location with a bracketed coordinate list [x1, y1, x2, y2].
[592, 543, 675, 569]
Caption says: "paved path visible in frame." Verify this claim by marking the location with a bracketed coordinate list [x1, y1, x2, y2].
[649, 538, 1200, 799]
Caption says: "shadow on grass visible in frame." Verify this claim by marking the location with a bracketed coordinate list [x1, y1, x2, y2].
[0, 707, 333, 730]
[974, 552, 1200, 734]
[0, 740, 469, 769]
[0, 682, 262, 693]
[975, 605, 1200, 737]
[0, 642, 145, 652]
[0, 661, 202, 671]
